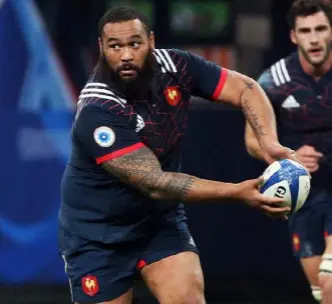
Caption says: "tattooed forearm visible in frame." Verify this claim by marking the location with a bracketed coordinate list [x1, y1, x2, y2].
[149, 172, 195, 201]
[102, 147, 196, 201]
[101, 147, 239, 202]
[143, 170, 195, 201]
[241, 80, 267, 138]
[242, 98, 267, 137]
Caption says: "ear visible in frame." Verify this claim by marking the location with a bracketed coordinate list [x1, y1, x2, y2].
[148, 31, 155, 49]
[290, 30, 297, 45]
[98, 37, 103, 55]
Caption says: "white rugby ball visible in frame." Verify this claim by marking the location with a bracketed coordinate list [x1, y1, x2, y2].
[260, 159, 311, 213]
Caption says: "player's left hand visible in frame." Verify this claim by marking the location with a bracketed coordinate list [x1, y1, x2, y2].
[262, 142, 296, 164]
[262, 142, 311, 177]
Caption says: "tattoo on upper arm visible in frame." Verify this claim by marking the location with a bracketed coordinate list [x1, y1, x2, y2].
[102, 147, 195, 201]
[244, 80, 254, 90]
[101, 147, 160, 182]
[241, 79, 267, 137]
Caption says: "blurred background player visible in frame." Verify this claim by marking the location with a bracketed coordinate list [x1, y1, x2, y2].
[245, 0, 332, 302]
[59, 6, 295, 304]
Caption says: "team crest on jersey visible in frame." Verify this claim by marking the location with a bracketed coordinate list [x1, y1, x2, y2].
[292, 233, 300, 252]
[93, 126, 115, 147]
[81, 275, 99, 296]
[164, 86, 181, 106]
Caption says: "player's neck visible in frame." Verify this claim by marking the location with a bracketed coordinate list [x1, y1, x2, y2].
[299, 51, 332, 80]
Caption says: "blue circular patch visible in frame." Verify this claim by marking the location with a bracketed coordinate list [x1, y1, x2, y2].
[94, 126, 115, 147]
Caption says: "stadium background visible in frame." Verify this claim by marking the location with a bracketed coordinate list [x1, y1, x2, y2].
[0, 0, 316, 303]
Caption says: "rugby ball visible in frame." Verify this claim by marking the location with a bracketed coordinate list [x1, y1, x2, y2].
[260, 159, 311, 213]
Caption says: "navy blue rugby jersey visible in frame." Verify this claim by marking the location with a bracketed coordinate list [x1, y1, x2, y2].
[59, 48, 228, 242]
[258, 52, 332, 189]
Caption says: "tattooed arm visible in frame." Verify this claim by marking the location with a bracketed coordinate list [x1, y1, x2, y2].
[101, 145, 291, 216]
[177, 51, 279, 150]
[102, 146, 238, 202]
[213, 70, 295, 163]
[214, 70, 277, 145]
[244, 120, 267, 161]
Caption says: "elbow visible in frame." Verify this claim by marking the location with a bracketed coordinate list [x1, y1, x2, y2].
[140, 181, 166, 201]
[139, 185, 163, 200]
[247, 148, 264, 161]
[245, 143, 256, 158]
[137, 170, 179, 201]
[245, 138, 264, 160]
[146, 189, 170, 200]
[246, 146, 260, 159]
[149, 191, 164, 200]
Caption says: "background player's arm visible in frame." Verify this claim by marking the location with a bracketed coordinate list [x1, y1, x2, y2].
[101, 145, 290, 217]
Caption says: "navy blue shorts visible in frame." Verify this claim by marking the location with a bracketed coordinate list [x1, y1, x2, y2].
[289, 188, 332, 258]
[58, 219, 198, 303]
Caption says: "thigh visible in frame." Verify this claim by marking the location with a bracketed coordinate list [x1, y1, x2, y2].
[138, 219, 204, 304]
[59, 227, 137, 304]
[323, 194, 332, 239]
[141, 252, 204, 304]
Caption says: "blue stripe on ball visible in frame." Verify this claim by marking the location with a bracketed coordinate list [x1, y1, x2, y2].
[260, 159, 308, 213]
[280, 160, 299, 212]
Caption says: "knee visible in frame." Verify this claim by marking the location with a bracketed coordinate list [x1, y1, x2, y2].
[319, 254, 332, 300]
[179, 289, 204, 304]
[179, 274, 205, 304]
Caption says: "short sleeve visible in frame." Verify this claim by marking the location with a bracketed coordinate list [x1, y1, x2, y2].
[177, 50, 228, 101]
[74, 106, 144, 164]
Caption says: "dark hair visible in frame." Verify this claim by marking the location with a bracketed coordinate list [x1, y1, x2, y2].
[98, 6, 151, 38]
[287, 0, 332, 29]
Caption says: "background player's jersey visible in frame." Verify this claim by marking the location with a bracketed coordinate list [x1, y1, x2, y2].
[258, 52, 332, 192]
[59, 48, 227, 242]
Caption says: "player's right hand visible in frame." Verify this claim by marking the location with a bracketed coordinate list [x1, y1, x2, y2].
[235, 176, 290, 220]
[295, 145, 323, 173]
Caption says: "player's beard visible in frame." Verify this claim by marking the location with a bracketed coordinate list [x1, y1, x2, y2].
[97, 49, 156, 100]
[300, 41, 332, 67]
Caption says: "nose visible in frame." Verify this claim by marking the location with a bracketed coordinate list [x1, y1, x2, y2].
[121, 47, 133, 62]
[309, 32, 319, 44]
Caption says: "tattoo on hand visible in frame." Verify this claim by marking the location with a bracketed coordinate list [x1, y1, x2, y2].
[102, 147, 195, 201]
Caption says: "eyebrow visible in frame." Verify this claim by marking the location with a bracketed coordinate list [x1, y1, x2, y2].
[298, 27, 311, 31]
[316, 24, 328, 29]
[298, 24, 329, 31]
[107, 34, 143, 43]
